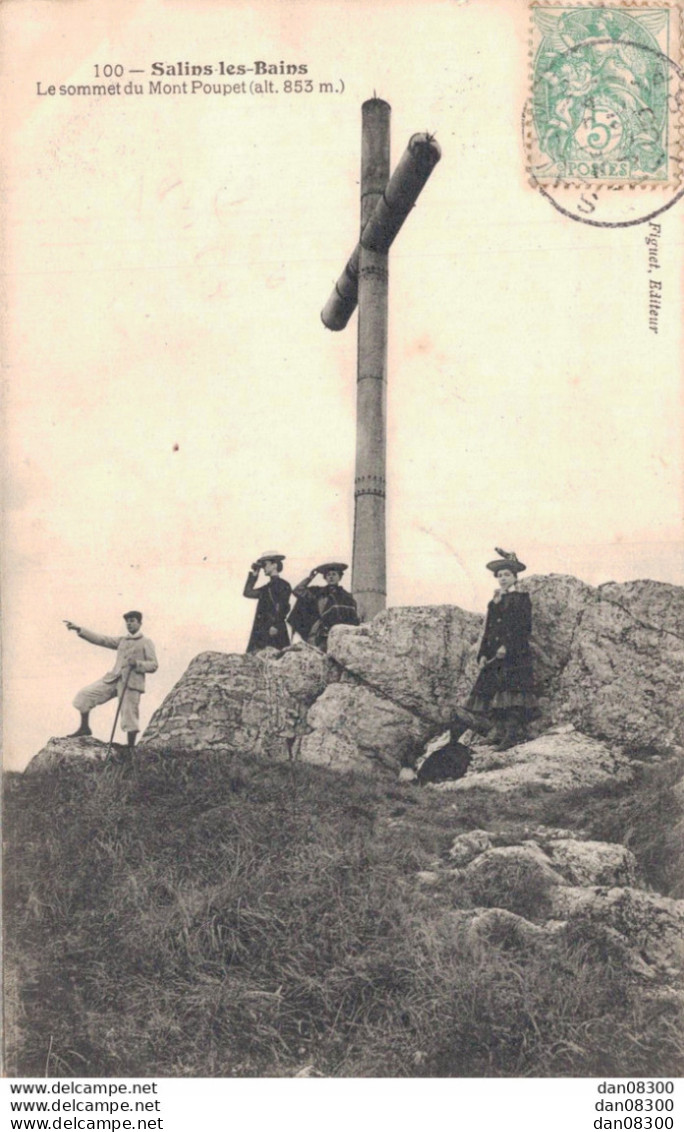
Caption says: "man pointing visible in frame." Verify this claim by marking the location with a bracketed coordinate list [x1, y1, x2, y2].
[64, 610, 158, 747]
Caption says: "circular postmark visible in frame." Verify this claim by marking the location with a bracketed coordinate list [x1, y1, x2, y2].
[524, 6, 684, 227]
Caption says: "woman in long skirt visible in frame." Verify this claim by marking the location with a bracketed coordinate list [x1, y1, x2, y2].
[243, 552, 292, 652]
[452, 548, 536, 750]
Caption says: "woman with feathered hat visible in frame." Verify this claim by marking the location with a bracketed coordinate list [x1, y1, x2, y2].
[452, 548, 536, 751]
[243, 552, 292, 652]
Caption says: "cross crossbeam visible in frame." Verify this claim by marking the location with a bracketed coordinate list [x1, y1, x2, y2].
[321, 131, 441, 332]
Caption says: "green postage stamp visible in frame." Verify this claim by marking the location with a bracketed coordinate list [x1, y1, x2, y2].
[529, 3, 683, 185]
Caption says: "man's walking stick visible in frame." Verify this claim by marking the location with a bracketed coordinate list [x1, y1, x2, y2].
[105, 665, 133, 762]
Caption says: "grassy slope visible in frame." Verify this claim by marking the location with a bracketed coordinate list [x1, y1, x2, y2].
[4, 750, 683, 1077]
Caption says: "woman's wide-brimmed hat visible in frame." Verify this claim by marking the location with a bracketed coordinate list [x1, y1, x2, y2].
[486, 547, 526, 574]
[316, 561, 348, 574]
[256, 551, 286, 564]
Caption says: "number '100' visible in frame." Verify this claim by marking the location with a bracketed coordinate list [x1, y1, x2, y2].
[94, 65, 124, 78]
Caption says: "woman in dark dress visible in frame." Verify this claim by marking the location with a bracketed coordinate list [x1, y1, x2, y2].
[452, 548, 536, 750]
[243, 552, 292, 653]
[289, 562, 360, 651]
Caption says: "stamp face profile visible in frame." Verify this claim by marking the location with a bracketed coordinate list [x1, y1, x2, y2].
[530, 5, 677, 184]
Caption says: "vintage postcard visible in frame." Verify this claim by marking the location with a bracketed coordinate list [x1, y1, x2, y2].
[2, 0, 682, 1114]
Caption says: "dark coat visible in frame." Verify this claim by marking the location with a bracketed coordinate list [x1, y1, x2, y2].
[287, 590, 319, 644]
[243, 574, 292, 652]
[288, 584, 359, 651]
[468, 589, 534, 703]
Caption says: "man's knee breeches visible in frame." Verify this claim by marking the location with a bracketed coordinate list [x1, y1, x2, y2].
[73, 679, 141, 732]
[118, 690, 140, 732]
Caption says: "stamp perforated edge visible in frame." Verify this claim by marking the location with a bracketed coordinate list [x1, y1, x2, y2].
[525, 1, 684, 190]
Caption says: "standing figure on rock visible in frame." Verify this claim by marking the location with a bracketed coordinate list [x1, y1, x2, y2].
[289, 562, 360, 652]
[243, 552, 292, 653]
[452, 549, 536, 751]
[64, 611, 158, 748]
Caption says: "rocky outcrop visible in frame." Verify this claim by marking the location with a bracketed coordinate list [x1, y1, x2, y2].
[446, 907, 563, 954]
[296, 683, 428, 774]
[453, 844, 568, 915]
[448, 830, 493, 866]
[421, 827, 684, 982]
[328, 605, 482, 723]
[294, 605, 482, 775]
[522, 574, 595, 728]
[296, 575, 684, 776]
[558, 580, 684, 752]
[25, 575, 684, 777]
[434, 728, 634, 795]
[544, 838, 638, 887]
[26, 736, 110, 773]
[549, 886, 684, 974]
[142, 644, 336, 759]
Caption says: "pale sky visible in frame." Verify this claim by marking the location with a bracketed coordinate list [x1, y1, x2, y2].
[2, 0, 682, 770]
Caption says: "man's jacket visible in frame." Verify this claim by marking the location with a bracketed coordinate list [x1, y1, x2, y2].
[77, 628, 158, 692]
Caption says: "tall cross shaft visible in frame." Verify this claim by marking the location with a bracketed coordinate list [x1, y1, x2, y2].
[322, 98, 441, 623]
[354, 99, 390, 621]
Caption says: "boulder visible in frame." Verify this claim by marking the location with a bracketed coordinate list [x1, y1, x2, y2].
[549, 885, 684, 973]
[26, 736, 109, 773]
[437, 729, 633, 795]
[142, 644, 336, 758]
[416, 870, 441, 887]
[443, 906, 558, 958]
[443, 827, 638, 893]
[327, 605, 482, 723]
[559, 920, 660, 980]
[462, 907, 560, 952]
[673, 777, 684, 805]
[448, 830, 492, 866]
[296, 683, 429, 774]
[453, 845, 567, 918]
[560, 580, 684, 752]
[520, 574, 595, 729]
[516, 825, 589, 846]
[544, 839, 639, 888]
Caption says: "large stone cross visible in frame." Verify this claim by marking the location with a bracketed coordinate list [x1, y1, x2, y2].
[321, 99, 441, 621]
